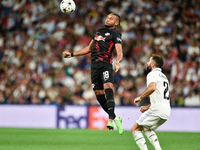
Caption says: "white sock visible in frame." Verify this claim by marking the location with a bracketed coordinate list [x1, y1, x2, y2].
[132, 131, 148, 150]
[108, 119, 113, 122]
[113, 116, 118, 123]
[145, 131, 162, 150]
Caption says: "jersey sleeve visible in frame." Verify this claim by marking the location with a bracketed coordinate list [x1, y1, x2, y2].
[146, 72, 157, 86]
[113, 31, 122, 44]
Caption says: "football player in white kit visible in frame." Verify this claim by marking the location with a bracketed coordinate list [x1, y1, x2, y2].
[131, 55, 171, 150]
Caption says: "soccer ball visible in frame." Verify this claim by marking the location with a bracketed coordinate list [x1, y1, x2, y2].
[60, 0, 76, 14]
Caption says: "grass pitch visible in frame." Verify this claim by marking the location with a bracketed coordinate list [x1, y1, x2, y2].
[0, 128, 199, 150]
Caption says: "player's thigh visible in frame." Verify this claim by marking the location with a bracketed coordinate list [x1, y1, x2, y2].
[101, 65, 114, 85]
[91, 63, 103, 90]
[136, 111, 165, 131]
[131, 122, 144, 132]
[151, 118, 167, 131]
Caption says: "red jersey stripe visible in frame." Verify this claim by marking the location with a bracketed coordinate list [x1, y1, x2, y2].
[108, 40, 114, 53]
[96, 41, 100, 52]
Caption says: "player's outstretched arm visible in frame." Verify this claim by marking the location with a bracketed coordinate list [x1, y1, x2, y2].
[115, 43, 123, 72]
[63, 40, 94, 58]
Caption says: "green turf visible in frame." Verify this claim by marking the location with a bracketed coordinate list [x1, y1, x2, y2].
[0, 128, 199, 150]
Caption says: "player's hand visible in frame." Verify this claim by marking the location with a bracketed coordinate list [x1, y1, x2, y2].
[140, 106, 149, 113]
[133, 97, 141, 106]
[115, 61, 120, 72]
[63, 52, 71, 58]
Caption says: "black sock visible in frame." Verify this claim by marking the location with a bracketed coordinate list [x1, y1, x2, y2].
[105, 88, 116, 119]
[107, 99, 116, 119]
[96, 94, 108, 114]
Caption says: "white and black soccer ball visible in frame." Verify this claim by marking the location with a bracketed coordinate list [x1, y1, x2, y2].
[60, 0, 76, 14]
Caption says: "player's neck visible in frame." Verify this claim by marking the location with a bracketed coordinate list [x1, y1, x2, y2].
[105, 25, 116, 29]
[109, 26, 115, 29]
[151, 67, 156, 72]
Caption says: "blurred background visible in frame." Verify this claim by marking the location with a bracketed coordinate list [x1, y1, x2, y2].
[0, 0, 200, 108]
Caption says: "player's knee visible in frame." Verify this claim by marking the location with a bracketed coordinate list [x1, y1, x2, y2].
[94, 90, 104, 95]
[104, 82, 113, 89]
[105, 88, 114, 100]
[131, 126, 136, 133]
[131, 123, 142, 133]
[131, 124, 138, 133]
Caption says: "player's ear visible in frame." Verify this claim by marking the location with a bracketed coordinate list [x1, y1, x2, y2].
[150, 62, 153, 67]
[115, 21, 119, 26]
[152, 62, 155, 67]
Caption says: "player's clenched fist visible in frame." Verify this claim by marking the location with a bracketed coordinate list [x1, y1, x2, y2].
[63, 52, 71, 58]
[133, 97, 141, 106]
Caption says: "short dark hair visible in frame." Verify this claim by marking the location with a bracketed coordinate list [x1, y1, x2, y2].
[111, 13, 121, 27]
[152, 54, 164, 68]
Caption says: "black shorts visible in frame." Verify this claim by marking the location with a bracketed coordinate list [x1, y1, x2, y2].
[91, 60, 114, 90]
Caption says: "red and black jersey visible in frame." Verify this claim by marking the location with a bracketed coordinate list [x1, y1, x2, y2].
[91, 26, 122, 64]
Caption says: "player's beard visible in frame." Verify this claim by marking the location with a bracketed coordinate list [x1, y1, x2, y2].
[146, 65, 152, 72]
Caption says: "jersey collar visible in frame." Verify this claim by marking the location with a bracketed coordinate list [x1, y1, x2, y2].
[104, 25, 116, 30]
[152, 68, 162, 72]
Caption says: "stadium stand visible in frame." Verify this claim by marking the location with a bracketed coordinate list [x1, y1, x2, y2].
[0, 0, 199, 107]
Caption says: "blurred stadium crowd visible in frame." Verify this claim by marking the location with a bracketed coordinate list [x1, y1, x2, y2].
[0, 0, 200, 107]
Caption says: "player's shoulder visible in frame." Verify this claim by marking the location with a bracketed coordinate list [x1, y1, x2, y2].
[112, 28, 121, 35]
[148, 70, 168, 82]
[147, 70, 158, 78]
[109, 29, 121, 40]
[147, 71, 155, 76]
[97, 26, 121, 38]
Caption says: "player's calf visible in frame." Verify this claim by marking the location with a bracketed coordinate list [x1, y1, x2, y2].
[105, 88, 116, 119]
[96, 94, 108, 114]
[145, 130, 162, 150]
[132, 131, 148, 150]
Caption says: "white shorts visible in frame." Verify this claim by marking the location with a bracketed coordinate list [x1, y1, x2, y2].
[136, 110, 167, 131]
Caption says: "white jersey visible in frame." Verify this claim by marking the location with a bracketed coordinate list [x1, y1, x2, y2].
[147, 68, 171, 119]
